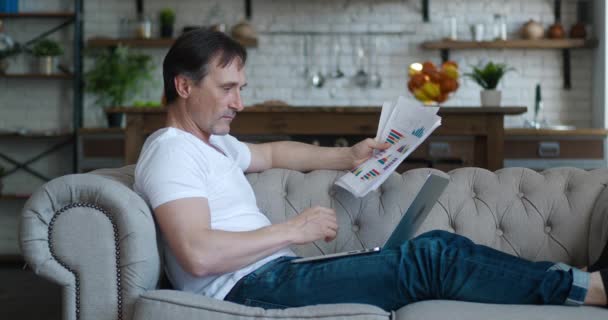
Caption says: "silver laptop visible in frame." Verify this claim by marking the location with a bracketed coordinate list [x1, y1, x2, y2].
[291, 174, 449, 264]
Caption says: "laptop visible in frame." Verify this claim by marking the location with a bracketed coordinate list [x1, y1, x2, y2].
[291, 174, 450, 263]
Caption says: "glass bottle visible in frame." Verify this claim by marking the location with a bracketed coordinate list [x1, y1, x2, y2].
[135, 14, 151, 39]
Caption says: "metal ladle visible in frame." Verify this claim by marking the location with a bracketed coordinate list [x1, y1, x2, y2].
[308, 35, 325, 88]
[368, 38, 382, 88]
[353, 46, 369, 88]
[330, 38, 344, 79]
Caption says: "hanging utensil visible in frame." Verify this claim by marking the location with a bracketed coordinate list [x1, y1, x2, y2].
[308, 35, 325, 88]
[301, 36, 310, 79]
[329, 35, 344, 79]
[368, 38, 382, 88]
[352, 41, 369, 88]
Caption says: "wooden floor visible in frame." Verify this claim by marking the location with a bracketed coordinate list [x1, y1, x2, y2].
[0, 265, 61, 319]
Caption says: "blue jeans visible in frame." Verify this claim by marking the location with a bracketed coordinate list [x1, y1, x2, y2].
[224, 230, 589, 311]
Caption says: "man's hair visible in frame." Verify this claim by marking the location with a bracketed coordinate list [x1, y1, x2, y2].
[162, 29, 247, 104]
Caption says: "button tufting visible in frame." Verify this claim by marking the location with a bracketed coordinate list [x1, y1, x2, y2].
[544, 226, 552, 234]
[496, 229, 504, 236]
[471, 192, 476, 198]
[517, 192, 524, 198]
[352, 224, 360, 232]
[281, 191, 287, 197]
[329, 190, 337, 197]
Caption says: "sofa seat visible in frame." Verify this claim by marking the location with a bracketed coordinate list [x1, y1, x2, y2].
[394, 300, 607, 319]
[133, 290, 391, 320]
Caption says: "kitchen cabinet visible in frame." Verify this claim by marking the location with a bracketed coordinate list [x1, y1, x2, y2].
[106, 105, 526, 171]
[504, 128, 608, 170]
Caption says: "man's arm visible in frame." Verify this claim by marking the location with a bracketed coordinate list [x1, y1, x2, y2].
[246, 138, 390, 173]
[154, 197, 337, 277]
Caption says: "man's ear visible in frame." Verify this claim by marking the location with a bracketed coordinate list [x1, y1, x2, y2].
[174, 75, 191, 98]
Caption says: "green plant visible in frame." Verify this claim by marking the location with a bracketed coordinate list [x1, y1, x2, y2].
[159, 8, 176, 26]
[85, 46, 155, 108]
[31, 39, 63, 57]
[464, 62, 514, 90]
[0, 45, 20, 60]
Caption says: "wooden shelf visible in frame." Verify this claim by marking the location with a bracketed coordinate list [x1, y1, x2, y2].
[421, 38, 598, 90]
[0, 12, 75, 18]
[0, 130, 73, 138]
[421, 39, 598, 50]
[0, 73, 73, 79]
[505, 128, 608, 136]
[88, 36, 258, 48]
[0, 194, 31, 200]
[78, 127, 125, 134]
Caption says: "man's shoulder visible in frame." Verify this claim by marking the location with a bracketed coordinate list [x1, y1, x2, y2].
[143, 128, 201, 154]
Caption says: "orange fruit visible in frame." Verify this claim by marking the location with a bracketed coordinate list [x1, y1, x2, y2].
[440, 78, 459, 93]
[436, 93, 449, 103]
[427, 70, 442, 83]
[422, 61, 437, 74]
[409, 73, 427, 89]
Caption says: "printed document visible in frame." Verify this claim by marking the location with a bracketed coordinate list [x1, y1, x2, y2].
[335, 96, 441, 197]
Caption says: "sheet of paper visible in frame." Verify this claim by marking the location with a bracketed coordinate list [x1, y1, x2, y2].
[335, 97, 442, 198]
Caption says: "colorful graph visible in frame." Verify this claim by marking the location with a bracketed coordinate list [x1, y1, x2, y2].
[386, 129, 404, 145]
[351, 167, 363, 176]
[411, 127, 425, 138]
[397, 145, 409, 154]
[377, 156, 390, 165]
[361, 169, 381, 180]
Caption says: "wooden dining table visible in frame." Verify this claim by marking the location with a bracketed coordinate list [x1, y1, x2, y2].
[106, 105, 526, 171]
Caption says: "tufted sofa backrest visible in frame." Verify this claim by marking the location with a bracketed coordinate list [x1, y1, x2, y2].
[247, 167, 608, 267]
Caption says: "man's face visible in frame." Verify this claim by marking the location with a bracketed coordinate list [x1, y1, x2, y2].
[186, 57, 246, 137]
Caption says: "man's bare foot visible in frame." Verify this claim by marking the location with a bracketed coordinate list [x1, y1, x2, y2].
[585, 272, 607, 306]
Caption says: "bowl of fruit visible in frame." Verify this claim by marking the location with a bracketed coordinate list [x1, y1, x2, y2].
[407, 60, 460, 106]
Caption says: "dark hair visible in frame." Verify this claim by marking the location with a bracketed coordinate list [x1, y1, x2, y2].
[163, 29, 247, 104]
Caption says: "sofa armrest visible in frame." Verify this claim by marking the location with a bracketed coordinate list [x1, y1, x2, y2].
[589, 181, 608, 265]
[20, 169, 161, 320]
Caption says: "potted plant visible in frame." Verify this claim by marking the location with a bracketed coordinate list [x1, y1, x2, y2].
[464, 61, 514, 107]
[0, 44, 20, 74]
[159, 8, 176, 38]
[31, 38, 64, 75]
[85, 46, 154, 127]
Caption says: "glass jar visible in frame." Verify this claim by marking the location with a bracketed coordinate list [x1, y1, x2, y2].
[135, 14, 151, 39]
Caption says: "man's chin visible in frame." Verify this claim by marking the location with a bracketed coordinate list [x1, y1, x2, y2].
[212, 126, 231, 136]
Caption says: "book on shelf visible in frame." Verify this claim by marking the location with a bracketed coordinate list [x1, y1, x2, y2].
[335, 96, 441, 197]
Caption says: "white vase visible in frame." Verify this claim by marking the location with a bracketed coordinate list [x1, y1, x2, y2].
[38, 56, 55, 75]
[480, 90, 501, 107]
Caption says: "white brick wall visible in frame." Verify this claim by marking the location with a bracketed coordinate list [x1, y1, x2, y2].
[79, 0, 596, 128]
[0, 0, 600, 196]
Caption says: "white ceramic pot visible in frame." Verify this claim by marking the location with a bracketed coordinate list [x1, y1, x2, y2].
[38, 56, 55, 74]
[480, 90, 501, 107]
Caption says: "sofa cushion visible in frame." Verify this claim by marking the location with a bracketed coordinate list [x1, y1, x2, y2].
[133, 290, 390, 320]
[394, 300, 607, 319]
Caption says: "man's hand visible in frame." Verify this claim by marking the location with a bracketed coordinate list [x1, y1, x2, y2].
[349, 138, 391, 168]
[285, 206, 338, 244]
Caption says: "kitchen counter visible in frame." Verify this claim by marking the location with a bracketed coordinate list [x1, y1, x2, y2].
[505, 128, 608, 136]
[106, 105, 527, 170]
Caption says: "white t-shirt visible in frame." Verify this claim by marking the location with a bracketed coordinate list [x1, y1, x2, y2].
[134, 127, 294, 299]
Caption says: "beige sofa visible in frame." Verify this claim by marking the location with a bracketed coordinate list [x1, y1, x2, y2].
[19, 165, 608, 319]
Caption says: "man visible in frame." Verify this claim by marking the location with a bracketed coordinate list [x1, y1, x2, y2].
[134, 29, 608, 311]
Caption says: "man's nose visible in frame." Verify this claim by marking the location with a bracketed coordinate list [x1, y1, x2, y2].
[230, 91, 244, 111]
